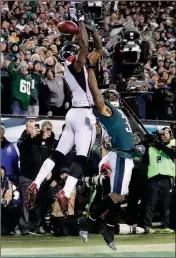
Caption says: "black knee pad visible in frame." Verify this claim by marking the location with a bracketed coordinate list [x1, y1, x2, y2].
[50, 150, 65, 164]
[69, 155, 87, 179]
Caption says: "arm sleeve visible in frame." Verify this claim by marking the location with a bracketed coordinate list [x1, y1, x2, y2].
[43, 84, 51, 113]
[154, 142, 176, 160]
[11, 144, 19, 175]
[7, 60, 16, 75]
[17, 134, 33, 150]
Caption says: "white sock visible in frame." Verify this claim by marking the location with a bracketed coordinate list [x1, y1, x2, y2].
[63, 175, 78, 198]
[34, 159, 55, 188]
[118, 224, 132, 234]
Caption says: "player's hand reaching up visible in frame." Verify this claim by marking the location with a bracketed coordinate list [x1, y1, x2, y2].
[84, 13, 96, 33]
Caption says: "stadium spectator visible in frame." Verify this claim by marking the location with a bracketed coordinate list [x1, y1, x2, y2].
[1, 124, 19, 183]
[8, 59, 32, 115]
[42, 69, 70, 117]
[17, 120, 57, 235]
[28, 61, 41, 116]
[1, 166, 21, 236]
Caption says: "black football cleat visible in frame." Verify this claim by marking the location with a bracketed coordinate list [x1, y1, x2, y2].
[100, 227, 117, 251]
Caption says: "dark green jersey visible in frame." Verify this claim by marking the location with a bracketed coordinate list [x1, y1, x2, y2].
[8, 61, 32, 110]
[30, 72, 41, 98]
[93, 100, 133, 151]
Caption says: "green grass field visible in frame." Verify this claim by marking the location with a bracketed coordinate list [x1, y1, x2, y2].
[1, 234, 175, 257]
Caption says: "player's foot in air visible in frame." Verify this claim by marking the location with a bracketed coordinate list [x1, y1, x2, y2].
[100, 227, 117, 251]
[55, 189, 68, 216]
[78, 216, 94, 242]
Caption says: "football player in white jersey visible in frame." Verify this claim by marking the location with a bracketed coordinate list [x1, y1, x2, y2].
[27, 12, 103, 213]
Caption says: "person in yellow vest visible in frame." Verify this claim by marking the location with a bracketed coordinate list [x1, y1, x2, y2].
[144, 127, 175, 234]
[169, 121, 176, 230]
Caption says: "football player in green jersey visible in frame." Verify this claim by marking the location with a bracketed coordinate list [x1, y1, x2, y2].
[79, 68, 134, 250]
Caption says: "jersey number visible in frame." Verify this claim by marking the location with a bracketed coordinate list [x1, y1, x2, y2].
[119, 109, 132, 133]
[31, 79, 35, 89]
[20, 80, 31, 95]
[123, 115, 132, 133]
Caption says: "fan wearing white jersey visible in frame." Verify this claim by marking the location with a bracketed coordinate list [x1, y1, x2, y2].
[27, 12, 103, 213]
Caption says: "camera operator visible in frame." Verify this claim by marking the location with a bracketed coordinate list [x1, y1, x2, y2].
[143, 127, 175, 234]
[17, 120, 57, 235]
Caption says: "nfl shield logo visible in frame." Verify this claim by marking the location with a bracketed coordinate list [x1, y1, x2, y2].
[7, 146, 12, 154]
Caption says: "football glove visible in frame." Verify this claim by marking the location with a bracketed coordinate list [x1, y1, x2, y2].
[84, 13, 96, 33]
[26, 182, 38, 210]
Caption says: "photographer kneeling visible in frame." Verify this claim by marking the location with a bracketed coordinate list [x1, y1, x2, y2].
[46, 171, 77, 237]
[144, 128, 175, 234]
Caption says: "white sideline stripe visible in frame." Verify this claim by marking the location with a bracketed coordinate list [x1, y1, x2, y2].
[2, 244, 175, 256]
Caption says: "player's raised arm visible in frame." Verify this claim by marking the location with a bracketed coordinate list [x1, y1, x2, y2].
[88, 69, 112, 117]
[73, 13, 89, 73]
[85, 13, 103, 65]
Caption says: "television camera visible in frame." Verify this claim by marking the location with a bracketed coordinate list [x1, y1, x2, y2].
[104, 21, 150, 81]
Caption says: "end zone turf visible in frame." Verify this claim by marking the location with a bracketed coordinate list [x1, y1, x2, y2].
[1, 234, 175, 257]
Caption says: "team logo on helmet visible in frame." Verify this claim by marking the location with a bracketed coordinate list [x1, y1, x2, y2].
[60, 44, 80, 62]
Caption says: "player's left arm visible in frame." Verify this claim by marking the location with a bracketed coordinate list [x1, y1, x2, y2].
[88, 69, 111, 117]
[72, 21, 89, 73]
[85, 13, 103, 65]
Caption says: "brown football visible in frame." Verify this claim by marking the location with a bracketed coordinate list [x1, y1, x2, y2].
[58, 21, 78, 35]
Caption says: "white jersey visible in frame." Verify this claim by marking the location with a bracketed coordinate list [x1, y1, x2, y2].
[64, 56, 94, 107]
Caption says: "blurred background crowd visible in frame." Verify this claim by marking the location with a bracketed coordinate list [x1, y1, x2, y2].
[1, 0, 176, 119]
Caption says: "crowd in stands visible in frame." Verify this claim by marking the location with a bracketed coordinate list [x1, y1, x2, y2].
[0, 1, 175, 119]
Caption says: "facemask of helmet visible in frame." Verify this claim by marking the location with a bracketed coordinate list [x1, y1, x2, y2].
[59, 44, 80, 62]
[100, 89, 121, 108]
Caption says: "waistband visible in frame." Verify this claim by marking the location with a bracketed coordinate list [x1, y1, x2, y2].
[72, 106, 94, 109]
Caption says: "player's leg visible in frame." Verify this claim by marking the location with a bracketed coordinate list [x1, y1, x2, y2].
[79, 152, 117, 247]
[61, 114, 96, 197]
[79, 153, 133, 250]
[56, 109, 96, 213]
[34, 124, 75, 188]
[100, 156, 134, 249]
